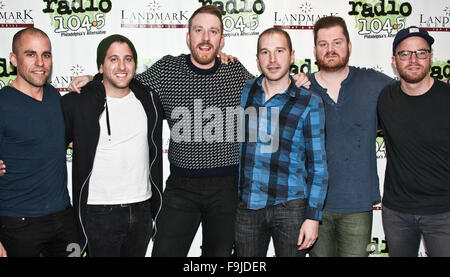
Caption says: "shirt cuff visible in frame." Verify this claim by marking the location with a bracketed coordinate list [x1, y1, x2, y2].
[306, 205, 322, 222]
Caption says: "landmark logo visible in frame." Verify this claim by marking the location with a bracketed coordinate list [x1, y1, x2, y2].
[418, 5, 450, 31]
[51, 64, 85, 92]
[120, 0, 189, 29]
[0, 1, 34, 28]
[273, 1, 337, 30]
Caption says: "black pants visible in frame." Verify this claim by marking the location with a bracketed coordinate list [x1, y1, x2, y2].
[151, 175, 238, 257]
[0, 206, 80, 257]
[86, 199, 152, 257]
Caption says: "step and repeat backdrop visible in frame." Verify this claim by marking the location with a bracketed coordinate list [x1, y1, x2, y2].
[1, 0, 448, 257]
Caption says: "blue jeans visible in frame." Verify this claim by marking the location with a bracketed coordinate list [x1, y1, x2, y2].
[382, 206, 450, 257]
[308, 210, 373, 257]
[235, 198, 307, 257]
[151, 175, 238, 257]
[0, 206, 80, 257]
[86, 199, 152, 257]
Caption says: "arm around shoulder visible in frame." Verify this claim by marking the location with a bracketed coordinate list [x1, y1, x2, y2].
[67, 75, 94, 93]
[61, 92, 79, 146]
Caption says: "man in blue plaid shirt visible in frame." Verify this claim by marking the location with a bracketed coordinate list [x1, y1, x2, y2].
[235, 28, 328, 257]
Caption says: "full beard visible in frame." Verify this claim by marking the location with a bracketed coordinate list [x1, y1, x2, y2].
[316, 50, 350, 72]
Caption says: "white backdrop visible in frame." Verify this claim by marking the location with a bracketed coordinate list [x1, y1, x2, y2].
[1, 0, 449, 257]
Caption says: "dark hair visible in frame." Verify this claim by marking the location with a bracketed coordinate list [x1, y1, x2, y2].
[96, 34, 138, 69]
[257, 27, 292, 53]
[188, 5, 223, 35]
[313, 16, 350, 46]
[12, 27, 50, 54]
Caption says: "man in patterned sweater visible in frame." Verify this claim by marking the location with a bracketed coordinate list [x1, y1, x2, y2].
[69, 5, 308, 257]
[144, 6, 254, 257]
[70, 5, 251, 257]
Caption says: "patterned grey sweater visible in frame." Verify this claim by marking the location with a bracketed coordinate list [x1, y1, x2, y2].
[137, 54, 254, 177]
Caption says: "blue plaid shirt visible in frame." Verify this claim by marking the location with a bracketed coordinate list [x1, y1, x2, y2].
[238, 75, 328, 221]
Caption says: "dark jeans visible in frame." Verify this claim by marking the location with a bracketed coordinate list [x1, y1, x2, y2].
[151, 175, 238, 257]
[86, 199, 152, 257]
[0, 206, 80, 257]
[235, 198, 307, 257]
[382, 206, 450, 257]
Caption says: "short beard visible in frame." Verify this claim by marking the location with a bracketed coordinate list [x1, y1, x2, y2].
[316, 50, 350, 72]
[397, 65, 430, 84]
[190, 43, 219, 66]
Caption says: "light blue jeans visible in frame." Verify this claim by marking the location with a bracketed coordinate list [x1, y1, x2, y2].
[309, 210, 373, 257]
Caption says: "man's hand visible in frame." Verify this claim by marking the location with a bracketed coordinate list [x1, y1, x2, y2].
[217, 51, 238, 65]
[297, 219, 319, 251]
[292, 72, 311, 89]
[0, 242, 7, 257]
[67, 75, 94, 93]
[0, 160, 5, 176]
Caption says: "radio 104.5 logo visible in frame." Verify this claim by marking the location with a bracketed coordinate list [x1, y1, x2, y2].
[349, 0, 412, 38]
[42, 0, 111, 37]
[201, 0, 265, 37]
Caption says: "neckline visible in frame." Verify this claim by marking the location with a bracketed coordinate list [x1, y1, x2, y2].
[185, 54, 221, 75]
[8, 83, 46, 103]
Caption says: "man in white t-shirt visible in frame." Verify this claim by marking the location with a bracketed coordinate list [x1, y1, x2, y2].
[61, 35, 163, 257]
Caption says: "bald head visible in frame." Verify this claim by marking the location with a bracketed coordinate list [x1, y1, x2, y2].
[12, 27, 51, 54]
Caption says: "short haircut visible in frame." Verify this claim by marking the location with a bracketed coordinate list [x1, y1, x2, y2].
[12, 27, 50, 54]
[313, 16, 350, 46]
[257, 27, 293, 53]
[188, 5, 223, 35]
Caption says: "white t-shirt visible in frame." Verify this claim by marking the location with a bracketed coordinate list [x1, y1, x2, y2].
[88, 92, 151, 205]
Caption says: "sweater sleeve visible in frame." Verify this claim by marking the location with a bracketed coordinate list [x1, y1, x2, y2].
[136, 56, 166, 94]
[237, 60, 255, 81]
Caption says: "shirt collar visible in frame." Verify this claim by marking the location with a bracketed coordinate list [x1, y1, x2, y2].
[256, 74, 298, 99]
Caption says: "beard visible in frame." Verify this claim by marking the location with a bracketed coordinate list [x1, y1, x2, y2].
[316, 49, 350, 72]
[190, 42, 219, 66]
[396, 63, 430, 84]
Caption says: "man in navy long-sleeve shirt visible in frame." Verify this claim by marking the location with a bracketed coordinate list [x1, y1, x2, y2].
[307, 16, 394, 257]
